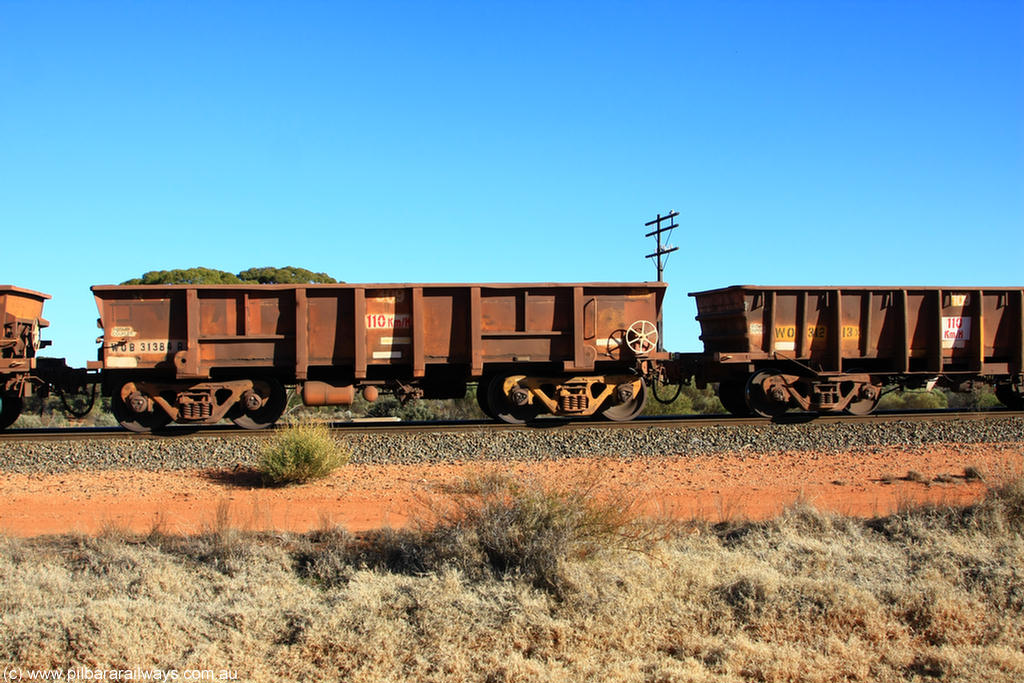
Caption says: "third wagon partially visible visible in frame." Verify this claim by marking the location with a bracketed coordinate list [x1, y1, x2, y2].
[687, 285, 1024, 417]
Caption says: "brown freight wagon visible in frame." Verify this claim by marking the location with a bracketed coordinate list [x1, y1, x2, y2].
[0, 285, 51, 428]
[90, 282, 667, 431]
[687, 285, 1024, 417]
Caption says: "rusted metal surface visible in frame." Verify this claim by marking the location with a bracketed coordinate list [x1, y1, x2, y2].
[0, 286, 50, 374]
[0, 286, 53, 429]
[689, 286, 1024, 415]
[92, 282, 667, 427]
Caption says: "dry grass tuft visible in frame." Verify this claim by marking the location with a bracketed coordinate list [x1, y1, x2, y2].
[298, 468, 671, 597]
[963, 465, 986, 481]
[905, 469, 928, 483]
[258, 420, 349, 485]
[424, 470, 667, 594]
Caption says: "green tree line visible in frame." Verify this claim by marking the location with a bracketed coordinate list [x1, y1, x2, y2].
[122, 266, 338, 285]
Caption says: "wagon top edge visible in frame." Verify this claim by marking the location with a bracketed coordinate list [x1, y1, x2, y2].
[688, 285, 1024, 297]
[0, 285, 51, 300]
[92, 281, 668, 293]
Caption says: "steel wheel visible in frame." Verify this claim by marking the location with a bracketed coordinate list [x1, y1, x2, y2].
[996, 384, 1024, 411]
[600, 380, 647, 422]
[486, 375, 540, 424]
[0, 393, 23, 430]
[844, 394, 880, 416]
[745, 370, 791, 418]
[844, 372, 881, 415]
[475, 377, 496, 419]
[230, 378, 287, 429]
[717, 381, 752, 417]
[111, 383, 171, 433]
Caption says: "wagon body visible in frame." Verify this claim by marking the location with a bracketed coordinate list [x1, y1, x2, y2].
[0, 286, 49, 328]
[689, 286, 1024, 415]
[91, 282, 666, 428]
[691, 285, 1024, 376]
[0, 285, 50, 377]
[0, 285, 51, 427]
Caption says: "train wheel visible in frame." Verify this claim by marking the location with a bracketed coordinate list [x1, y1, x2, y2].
[475, 376, 496, 419]
[845, 393, 880, 416]
[486, 375, 541, 424]
[230, 378, 287, 429]
[995, 384, 1024, 411]
[600, 380, 647, 421]
[111, 383, 171, 433]
[844, 373, 881, 416]
[717, 381, 752, 417]
[0, 393, 23, 430]
[745, 370, 791, 418]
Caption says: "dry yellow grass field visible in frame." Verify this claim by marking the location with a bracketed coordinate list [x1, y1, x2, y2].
[1, 475, 1022, 682]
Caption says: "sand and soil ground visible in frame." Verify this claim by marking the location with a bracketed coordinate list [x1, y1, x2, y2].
[0, 442, 1019, 537]
[2, 428, 1024, 681]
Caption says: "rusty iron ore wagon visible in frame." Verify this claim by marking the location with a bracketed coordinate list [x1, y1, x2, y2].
[89, 282, 668, 431]
[678, 285, 1024, 417]
[0, 286, 52, 428]
[1, 287, 91, 428]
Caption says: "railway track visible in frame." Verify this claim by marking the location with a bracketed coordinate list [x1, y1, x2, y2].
[2, 409, 1021, 443]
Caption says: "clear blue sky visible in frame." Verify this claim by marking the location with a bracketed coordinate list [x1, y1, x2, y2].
[2, 1, 1021, 365]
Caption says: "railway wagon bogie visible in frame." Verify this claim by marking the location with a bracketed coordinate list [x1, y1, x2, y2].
[107, 375, 288, 432]
[481, 371, 648, 423]
[690, 286, 1024, 417]
[739, 368, 883, 418]
[91, 282, 666, 431]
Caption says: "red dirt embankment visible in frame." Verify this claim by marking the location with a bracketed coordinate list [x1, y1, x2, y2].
[0, 443, 1020, 538]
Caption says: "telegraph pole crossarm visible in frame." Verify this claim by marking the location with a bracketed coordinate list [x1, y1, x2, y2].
[644, 210, 680, 283]
[643, 209, 680, 354]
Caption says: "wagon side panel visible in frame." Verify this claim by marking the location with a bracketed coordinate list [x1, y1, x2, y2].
[93, 287, 187, 372]
[306, 288, 354, 369]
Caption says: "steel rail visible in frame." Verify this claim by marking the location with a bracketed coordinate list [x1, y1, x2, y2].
[1, 409, 1021, 443]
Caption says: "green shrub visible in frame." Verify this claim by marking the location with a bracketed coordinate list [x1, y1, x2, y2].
[878, 388, 949, 410]
[364, 388, 486, 421]
[258, 421, 349, 485]
[643, 383, 725, 415]
[945, 385, 1003, 410]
